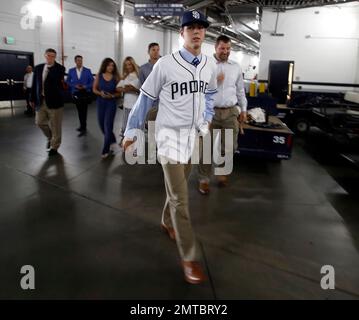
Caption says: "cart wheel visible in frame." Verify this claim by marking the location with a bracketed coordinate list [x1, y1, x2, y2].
[333, 133, 350, 146]
[294, 118, 310, 134]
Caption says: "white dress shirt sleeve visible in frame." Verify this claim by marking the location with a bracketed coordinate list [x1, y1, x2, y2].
[236, 65, 248, 112]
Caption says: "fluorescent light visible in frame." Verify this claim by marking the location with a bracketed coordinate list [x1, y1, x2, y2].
[27, 0, 61, 23]
[247, 20, 259, 31]
[123, 20, 138, 38]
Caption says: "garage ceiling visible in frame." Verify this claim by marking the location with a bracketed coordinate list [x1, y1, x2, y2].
[68, 0, 358, 55]
[125, 0, 357, 54]
[218, 0, 357, 10]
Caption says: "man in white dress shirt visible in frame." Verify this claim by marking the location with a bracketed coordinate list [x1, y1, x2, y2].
[198, 35, 248, 194]
[23, 65, 34, 115]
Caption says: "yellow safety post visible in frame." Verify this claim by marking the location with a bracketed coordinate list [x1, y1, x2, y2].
[259, 82, 266, 93]
[249, 82, 256, 97]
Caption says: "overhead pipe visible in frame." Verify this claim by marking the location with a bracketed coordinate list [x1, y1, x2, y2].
[187, 0, 215, 10]
[283, 0, 358, 11]
[115, 0, 125, 69]
[60, 0, 64, 65]
[224, 4, 260, 48]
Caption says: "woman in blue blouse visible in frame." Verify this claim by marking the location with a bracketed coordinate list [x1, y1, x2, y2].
[93, 58, 121, 159]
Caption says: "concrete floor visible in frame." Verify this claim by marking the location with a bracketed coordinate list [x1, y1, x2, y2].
[0, 103, 358, 300]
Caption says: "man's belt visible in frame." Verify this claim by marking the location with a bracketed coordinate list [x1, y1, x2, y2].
[214, 106, 236, 110]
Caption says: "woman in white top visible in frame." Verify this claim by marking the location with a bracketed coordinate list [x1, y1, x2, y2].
[117, 57, 140, 139]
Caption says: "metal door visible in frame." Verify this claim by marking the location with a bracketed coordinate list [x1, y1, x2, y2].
[0, 50, 34, 102]
[268, 60, 294, 104]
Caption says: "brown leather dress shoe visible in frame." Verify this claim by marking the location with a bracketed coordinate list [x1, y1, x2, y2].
[217, 175, 228, 187]
[198, 181, 210, 195]
[182, 261, 206, 284]
[161, 223, 176, 241]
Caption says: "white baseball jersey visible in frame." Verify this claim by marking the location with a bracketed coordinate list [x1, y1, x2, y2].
[141, 51, 217, 163]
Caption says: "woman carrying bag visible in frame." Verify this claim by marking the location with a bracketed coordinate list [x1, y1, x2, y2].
[117, 56, 140, 143]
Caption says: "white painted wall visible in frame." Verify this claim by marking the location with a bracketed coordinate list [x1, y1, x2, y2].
[122, 23, 164, 67]
[0, 0, 116, 72]
[232, 51, 259, 76]
[259, 2, 359, 91]
[63, 3, 116, 73]
[0, 0, 60, 64]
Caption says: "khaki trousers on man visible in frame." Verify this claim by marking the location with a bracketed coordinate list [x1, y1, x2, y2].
[146, 106, 158, 123]
[160, 157, 199, 262]
[35, 102, 64, 150]
[198, 106, 239, 182]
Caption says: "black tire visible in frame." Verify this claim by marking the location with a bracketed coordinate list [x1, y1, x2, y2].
[333, 133, 350, 146]
[294, 118, 311, 134]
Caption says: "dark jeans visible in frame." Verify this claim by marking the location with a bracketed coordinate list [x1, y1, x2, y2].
[25, 88, 32, 112]
[75, 101, 88, 131]
[97, 103, 117, 155]
[73, 90, 91, 131]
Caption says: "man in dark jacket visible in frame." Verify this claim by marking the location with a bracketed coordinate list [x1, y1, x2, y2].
[31, 48, 66, 156]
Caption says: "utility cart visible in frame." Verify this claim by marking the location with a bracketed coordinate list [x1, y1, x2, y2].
[237, 115, 294, 160]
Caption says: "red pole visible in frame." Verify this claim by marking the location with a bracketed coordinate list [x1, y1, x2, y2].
[60, 0, 64, 65]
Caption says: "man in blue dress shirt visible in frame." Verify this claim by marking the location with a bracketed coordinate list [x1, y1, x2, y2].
[122, 10, 217, 284]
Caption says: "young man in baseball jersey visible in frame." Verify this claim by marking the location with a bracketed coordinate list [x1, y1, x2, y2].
[122, 10, 217, 284]
[198, 35, 248, 194]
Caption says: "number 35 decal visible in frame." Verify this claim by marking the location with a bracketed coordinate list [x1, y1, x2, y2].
[273, 136, 286, 144]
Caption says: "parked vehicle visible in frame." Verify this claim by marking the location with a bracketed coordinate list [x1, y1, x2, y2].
[282, 91, 359, 143]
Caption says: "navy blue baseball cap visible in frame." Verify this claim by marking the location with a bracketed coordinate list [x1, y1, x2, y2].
[181, 10, 210, 28]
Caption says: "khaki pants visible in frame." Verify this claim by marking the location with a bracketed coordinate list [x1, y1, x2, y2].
[146, 106, 158, 122]
[198, 106, 239, 182]
[35, 102, 64, 150]
[161, 157, 199, 262]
